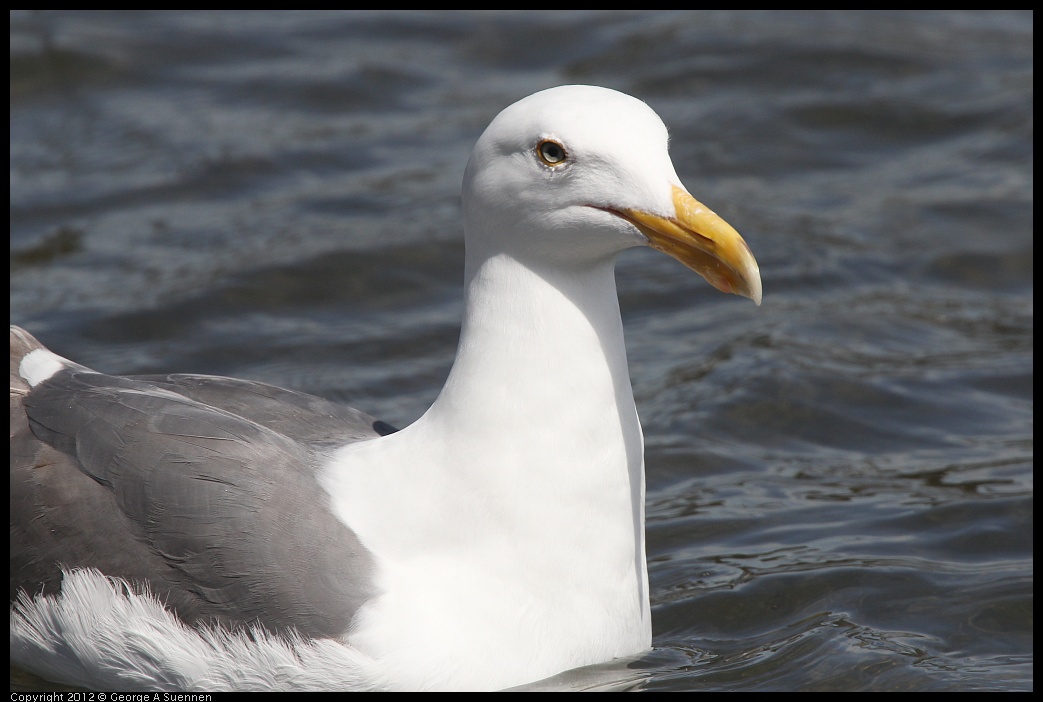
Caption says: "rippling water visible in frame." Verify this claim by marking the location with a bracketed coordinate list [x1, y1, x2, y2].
[10, 10, 1032, 691]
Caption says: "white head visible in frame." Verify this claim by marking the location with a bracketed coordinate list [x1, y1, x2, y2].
[461, 85, 761, 303]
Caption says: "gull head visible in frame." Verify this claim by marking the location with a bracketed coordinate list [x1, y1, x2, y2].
[462, 85, 761, 305]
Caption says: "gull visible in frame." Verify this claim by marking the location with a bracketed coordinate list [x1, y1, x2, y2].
[10, 85, 760, 691]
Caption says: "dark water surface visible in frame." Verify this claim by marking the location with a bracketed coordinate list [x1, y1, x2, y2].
[10, 10, 1032, 691]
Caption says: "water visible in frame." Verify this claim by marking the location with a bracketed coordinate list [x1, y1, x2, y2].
[10, 10, 1032, 691]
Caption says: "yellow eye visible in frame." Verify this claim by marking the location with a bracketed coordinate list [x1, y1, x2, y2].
[536, 139, 568, 166]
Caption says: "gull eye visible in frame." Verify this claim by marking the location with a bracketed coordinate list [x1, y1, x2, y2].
[536, 139, 568, 166]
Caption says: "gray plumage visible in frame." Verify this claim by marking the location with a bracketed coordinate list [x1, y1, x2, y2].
[10, 325, 391, 638]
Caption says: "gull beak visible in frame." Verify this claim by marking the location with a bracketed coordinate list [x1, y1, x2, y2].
[612, 185, 762, 305]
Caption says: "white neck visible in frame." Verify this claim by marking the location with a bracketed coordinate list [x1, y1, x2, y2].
[434, 249, 642, 469]
[322, 250, 651, 690]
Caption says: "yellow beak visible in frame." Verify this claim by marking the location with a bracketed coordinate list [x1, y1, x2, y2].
[614, 185, 761, 305]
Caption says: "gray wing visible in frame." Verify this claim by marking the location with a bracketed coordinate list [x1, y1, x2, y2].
[10, 326, 386, 639]
[126, 372, 399, 445]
